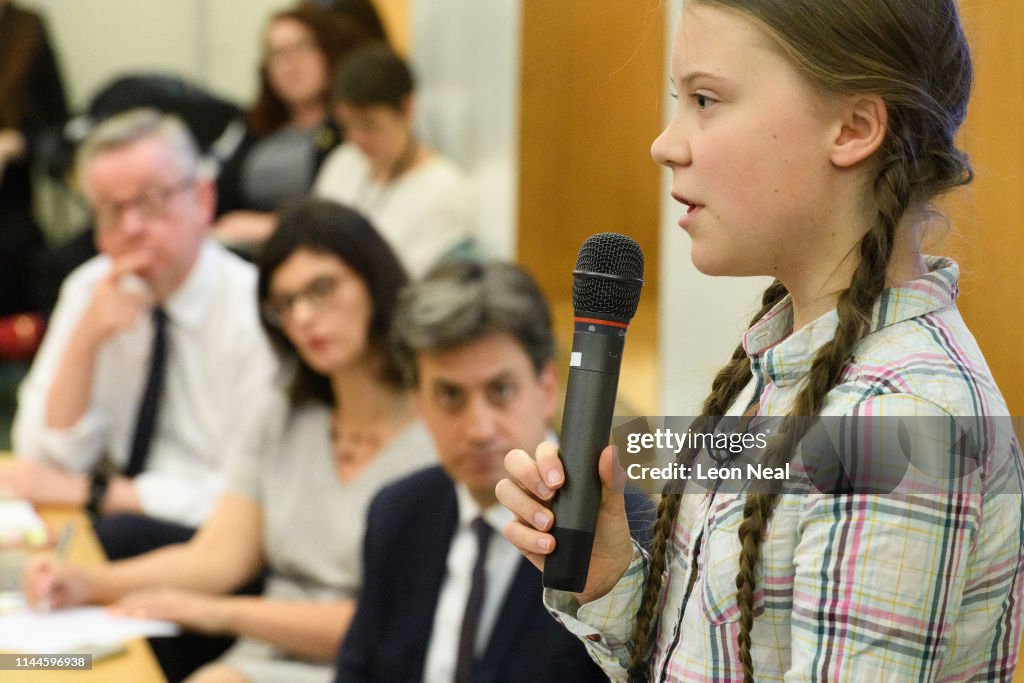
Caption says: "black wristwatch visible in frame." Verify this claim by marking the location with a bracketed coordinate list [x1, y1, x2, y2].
[86, 469, 110, 516]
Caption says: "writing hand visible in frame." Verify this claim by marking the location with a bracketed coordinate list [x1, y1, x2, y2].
[22, 555, 91, 611]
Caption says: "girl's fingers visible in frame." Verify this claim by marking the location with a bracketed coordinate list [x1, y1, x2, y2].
[503, 519, 556, 567]
[495, 477, 553, 531]
[504, 448, 556, 500]
[534, 441, 565, 491]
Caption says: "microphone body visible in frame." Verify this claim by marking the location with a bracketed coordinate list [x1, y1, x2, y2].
[545, 318, 626, 591]
[543, 234, 643, 593]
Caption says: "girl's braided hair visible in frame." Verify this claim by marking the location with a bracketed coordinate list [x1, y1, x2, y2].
[628, 1, 973, 679]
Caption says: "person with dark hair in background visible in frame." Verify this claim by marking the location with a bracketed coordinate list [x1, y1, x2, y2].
[321, 0, 389, 45]
[24, 198, 436, 683]
[334, 260, 652, 682]
[0, 0, 68, 317]
[498, 1, 1024, 681]
[314, 43, 475, 278]
[212, 1, 386, 250]
[5, 109, 277, 561]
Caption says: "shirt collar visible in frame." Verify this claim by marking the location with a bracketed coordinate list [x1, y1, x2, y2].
[743, 256, 959, 388]
[161, 240, 219, 330]
[454, 482, 514, 534]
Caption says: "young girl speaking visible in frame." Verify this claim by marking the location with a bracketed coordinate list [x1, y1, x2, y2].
[498, 1, 1024, 680]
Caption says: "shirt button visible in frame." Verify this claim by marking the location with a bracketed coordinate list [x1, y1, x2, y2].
[585, 634, 602, 642]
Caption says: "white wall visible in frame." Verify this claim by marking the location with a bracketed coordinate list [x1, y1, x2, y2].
[409, 0, 521, 260]
[20, 0, 290, 109]
[657, 4, 771, 414]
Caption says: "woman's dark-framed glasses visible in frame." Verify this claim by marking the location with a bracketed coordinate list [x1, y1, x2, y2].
[262, 275, 341, 327]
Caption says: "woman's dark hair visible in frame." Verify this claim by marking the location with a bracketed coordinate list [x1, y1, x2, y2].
[247, 1, 386, 137]
[324, 0, 389, 44]
[0, 3, 46, 128]
[332, 42, 414, 109]
[257, 198, 409, 405]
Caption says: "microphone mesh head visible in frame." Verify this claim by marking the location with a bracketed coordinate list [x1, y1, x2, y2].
[572, 233, 644, 321]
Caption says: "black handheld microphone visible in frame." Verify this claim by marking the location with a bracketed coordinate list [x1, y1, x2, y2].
[544, 233, 644, 593]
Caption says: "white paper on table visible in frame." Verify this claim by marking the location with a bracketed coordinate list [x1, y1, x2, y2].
[0, 606, 180, 652]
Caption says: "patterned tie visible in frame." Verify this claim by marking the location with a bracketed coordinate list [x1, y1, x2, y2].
[125, 308, 168, 477]
[454, 516, 494, 683]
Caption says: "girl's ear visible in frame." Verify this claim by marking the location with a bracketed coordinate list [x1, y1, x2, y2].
[830, 94, 887, 168]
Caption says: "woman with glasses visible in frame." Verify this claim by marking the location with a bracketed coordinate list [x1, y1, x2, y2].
[24, 199, 437, 683]
[212, 2, 386, 252]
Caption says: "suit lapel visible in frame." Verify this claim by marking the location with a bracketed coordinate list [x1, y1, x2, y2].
[477, 558, 538, 678]
[404, 473, 460, 670]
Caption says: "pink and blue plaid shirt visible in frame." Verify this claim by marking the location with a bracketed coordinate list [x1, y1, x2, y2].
[547, 258, 1024, 681]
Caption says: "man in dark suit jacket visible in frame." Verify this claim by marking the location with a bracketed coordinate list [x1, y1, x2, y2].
[335, 261, 652, 682]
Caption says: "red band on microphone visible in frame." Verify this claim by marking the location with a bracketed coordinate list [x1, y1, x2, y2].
[574, 316, 629, 329]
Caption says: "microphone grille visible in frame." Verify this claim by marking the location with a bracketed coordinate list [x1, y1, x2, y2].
[572, 233, 644, 321]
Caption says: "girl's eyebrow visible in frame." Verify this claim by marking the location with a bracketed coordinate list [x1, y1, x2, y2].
[678, 71, 729, 87]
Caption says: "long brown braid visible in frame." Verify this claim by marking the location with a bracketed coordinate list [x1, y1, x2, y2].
[734, 145, 924, 677]
[631, 1, 974, 680]
[734, 197, 900, 679]
[627, 283, 787, 681]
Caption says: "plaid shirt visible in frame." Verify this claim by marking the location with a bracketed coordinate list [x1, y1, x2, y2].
[547, 258, 1024, 681]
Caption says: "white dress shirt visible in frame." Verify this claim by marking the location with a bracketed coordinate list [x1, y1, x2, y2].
[13, 240, 277, 526]
[422, 484, 521, 683]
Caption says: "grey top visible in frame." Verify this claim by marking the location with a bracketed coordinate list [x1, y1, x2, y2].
[220, 392, 437, 682]
[241, 126, 317, 211]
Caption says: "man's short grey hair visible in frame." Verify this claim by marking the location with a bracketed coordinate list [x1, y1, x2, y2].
[75, 108, 201, 191]
[391, 260, 556, 386]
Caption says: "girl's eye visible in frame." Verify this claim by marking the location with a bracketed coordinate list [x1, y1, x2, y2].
[694, 93, 711, 109]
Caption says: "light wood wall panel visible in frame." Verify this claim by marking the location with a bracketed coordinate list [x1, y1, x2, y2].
[518, 1, 665, 413]
[374, 0, 410, 54]
[945, 1, 1023, 413]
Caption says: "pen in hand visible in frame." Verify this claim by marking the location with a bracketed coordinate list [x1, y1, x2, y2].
[55, 522, 75, 561]
[35, 522, 74, 613]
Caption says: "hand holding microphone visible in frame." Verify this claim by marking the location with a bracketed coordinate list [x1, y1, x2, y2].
[500, 442, 634, 604]
[498, 232, 644, 597]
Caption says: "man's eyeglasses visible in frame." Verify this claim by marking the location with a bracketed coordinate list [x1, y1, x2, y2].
[93, 177, 195, 233]
[262, 275, 342, 328]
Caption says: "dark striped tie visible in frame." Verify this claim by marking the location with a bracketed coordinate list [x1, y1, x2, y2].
[454, 516, 493, 683]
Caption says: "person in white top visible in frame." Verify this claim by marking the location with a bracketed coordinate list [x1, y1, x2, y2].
[313, 43, 475, 278]
[2, 109, 277, 558]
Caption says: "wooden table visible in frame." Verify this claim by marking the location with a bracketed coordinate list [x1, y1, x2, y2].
[2, 505, 166, 682]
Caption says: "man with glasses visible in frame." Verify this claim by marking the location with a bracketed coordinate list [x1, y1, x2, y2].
[5, 108, 277, 558]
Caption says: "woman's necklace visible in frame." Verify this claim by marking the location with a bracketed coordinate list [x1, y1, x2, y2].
[329, 403, 412, 480]
[331, 417, 383, 467]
